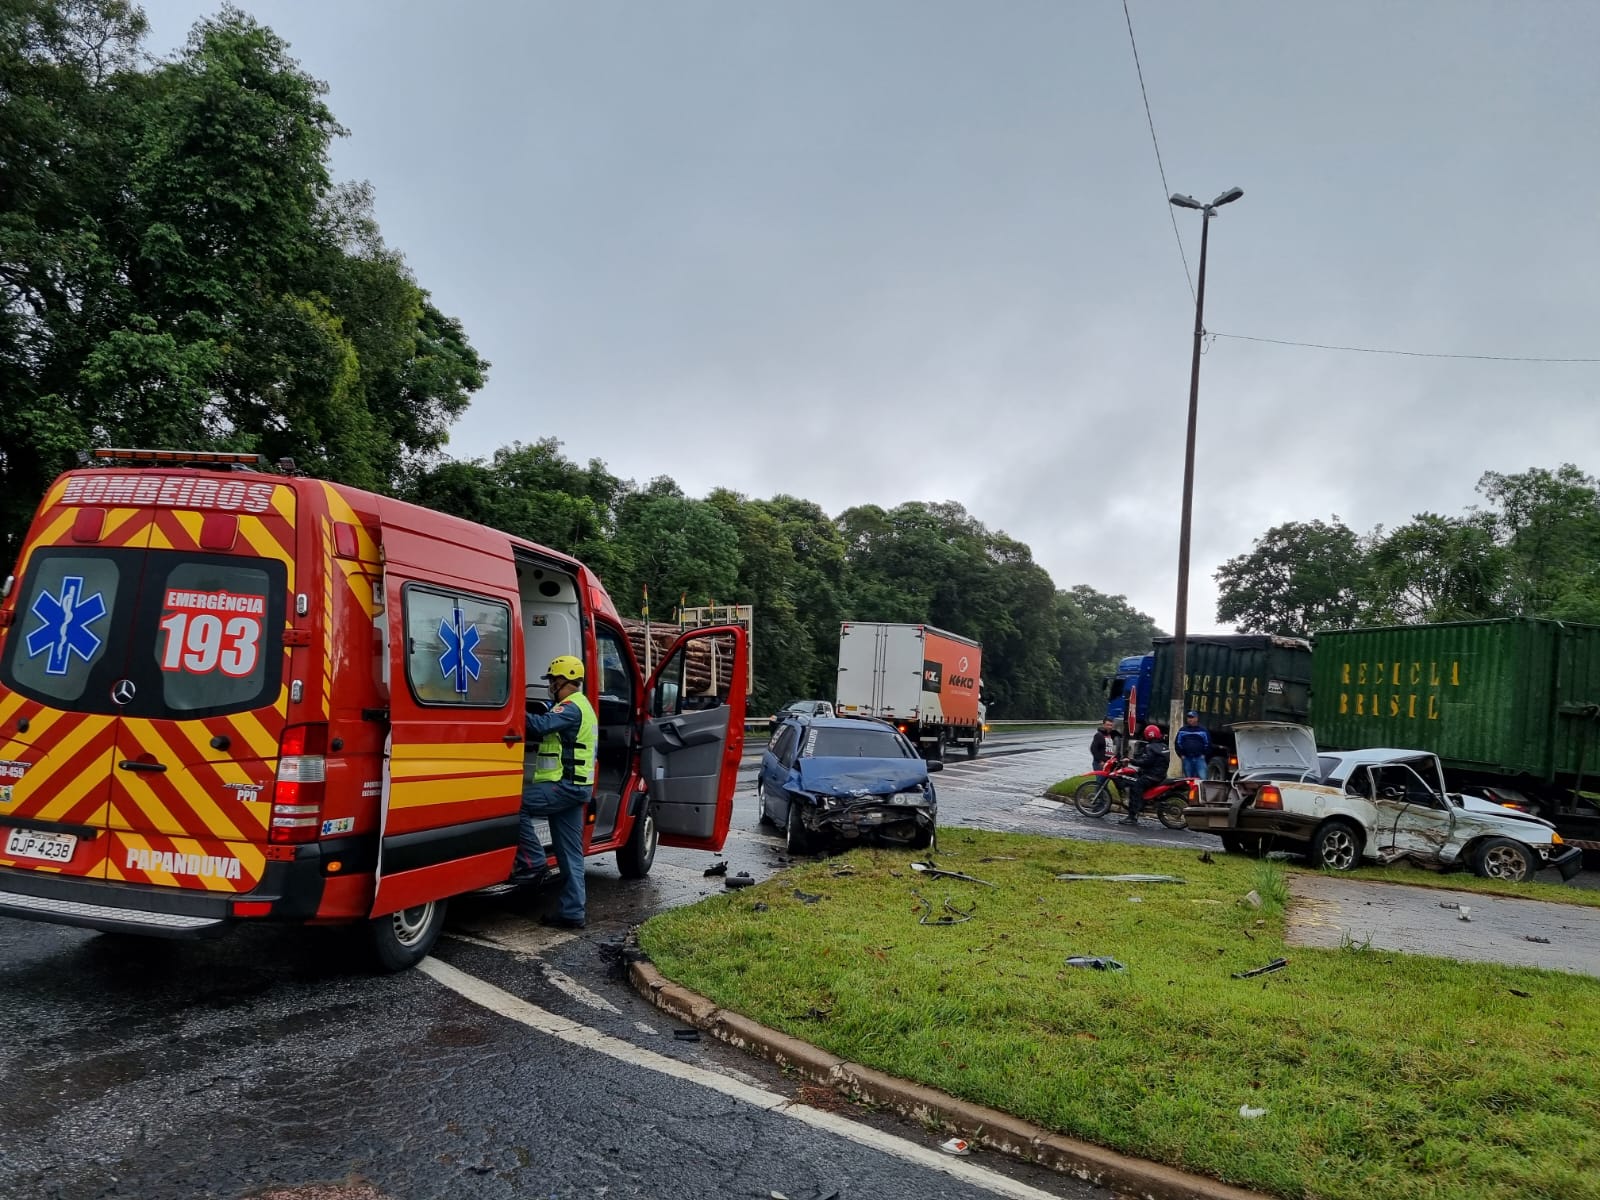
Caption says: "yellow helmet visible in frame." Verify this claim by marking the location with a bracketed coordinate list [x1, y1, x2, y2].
[545, 655, 585, 682]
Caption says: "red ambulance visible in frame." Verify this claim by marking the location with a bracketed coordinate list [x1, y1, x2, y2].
[0, 449, 747, 968]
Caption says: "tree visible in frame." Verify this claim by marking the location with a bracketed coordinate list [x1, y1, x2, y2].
[1476, 465, 1600, 619]
[1365, 512, 1506, 624]
[1214, 518, 1371, 636]
[0, 1, 486, 558]
[1054, 586, 1165, 717]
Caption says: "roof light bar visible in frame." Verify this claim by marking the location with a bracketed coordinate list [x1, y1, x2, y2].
[89, 448, 268, 467]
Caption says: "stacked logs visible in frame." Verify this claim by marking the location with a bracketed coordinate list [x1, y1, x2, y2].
[618, 619, 732, 694]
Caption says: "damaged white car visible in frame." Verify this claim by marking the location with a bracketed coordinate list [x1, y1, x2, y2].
[1184, 723, 1583, 883]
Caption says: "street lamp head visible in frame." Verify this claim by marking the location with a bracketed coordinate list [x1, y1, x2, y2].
[1168, 193, 1204, 210]
[1211, 187, 1244, 207]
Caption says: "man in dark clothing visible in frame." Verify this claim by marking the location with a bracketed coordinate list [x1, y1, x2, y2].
[1090, 719, 1120, 771]
[1174, 711, 1211, 778]
[1122, 724, 1170, 825]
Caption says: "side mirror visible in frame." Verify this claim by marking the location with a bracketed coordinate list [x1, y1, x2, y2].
[927, 760, 945, 773]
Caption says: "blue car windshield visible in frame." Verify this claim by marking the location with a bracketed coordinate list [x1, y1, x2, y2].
[808, 728, 909, 759]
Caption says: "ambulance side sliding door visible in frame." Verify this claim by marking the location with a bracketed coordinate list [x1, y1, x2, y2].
[372, 566, 522, 916]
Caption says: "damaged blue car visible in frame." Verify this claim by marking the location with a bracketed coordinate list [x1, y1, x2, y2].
[757, 716, 940, 854]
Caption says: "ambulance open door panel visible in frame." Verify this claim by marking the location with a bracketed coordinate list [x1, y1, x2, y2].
[639, 626, 747, 853]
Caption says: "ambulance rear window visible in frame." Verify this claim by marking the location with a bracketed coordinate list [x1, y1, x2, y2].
[150, 559, 280, 714]
[0, 548, 285, 719]
[1, 550, 126, 704]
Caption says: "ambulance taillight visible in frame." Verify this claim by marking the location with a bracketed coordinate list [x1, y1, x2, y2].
[270, 723, 327, 843]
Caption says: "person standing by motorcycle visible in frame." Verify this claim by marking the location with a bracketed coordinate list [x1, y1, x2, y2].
[1174, 711, 1210, 779]
[1090, 718, 1119, 771]
[1122, 725, 1170, 825]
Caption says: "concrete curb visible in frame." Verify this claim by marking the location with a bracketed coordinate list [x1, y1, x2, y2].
[629, 960, 1271, 1200]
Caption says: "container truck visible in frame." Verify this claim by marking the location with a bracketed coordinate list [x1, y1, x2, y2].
[836, 622, 985, 759]
[1105, 634, 1313, 775]
[1312, 618, 1600, 850]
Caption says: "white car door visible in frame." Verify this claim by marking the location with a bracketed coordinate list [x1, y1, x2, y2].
[1369, 762, 1454, 860]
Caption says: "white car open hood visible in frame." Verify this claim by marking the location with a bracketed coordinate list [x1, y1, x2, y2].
[1233, 723, 1320, 777]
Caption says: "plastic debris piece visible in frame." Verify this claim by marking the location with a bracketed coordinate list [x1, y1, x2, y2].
[1054, 873, 1186, 884]
[1127, 896, 1143, 903]
[1243, 890, 1263, 909]
[1231, 957, 1289, 979]
[1065, 956, 1127, 972]
[1439, 901, 1462, 910]
[703, 860, 728, 877]
[751, 902, 770, 912]
[770, 1193, 790, 1199]
[911, 861, 996, 887]
[1525, 935, 1552, 944]
[1509, 988, 1532, 998]
[673, 1028, 701, 1042]
[1198, 850, 1215, 864]
[939, 1137, 972, 1156]
[912, 889, 976, 925]
[1238, 1105, 1267, 1119]
[1458, 906, 1472, 921]
[725, 872, 755, 890]
[792, 888, 824, 904]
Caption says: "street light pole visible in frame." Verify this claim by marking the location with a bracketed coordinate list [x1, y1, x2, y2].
[1166, 188, 1242, 764]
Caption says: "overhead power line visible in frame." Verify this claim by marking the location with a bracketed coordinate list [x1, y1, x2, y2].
[1207, 332, 1600, 364]
[1121, 0, 1194, 301]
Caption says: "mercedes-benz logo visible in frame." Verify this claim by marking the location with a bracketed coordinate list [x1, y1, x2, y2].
[110, 679, 136, 706]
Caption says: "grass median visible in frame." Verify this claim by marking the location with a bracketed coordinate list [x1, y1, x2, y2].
[640, 831, 1600, 1200]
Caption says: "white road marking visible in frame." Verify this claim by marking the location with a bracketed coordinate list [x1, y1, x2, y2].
[443, 926, 577, 957]
[418, 957, 1071, 1200]
[540, 962, 623, 1014]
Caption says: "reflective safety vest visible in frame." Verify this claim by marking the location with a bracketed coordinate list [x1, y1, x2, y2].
[533, 692, 598, 787]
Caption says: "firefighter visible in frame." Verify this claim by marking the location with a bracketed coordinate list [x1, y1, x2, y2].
[513, 655, 598, 929]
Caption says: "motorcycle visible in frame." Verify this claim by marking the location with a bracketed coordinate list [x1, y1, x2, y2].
[1073, 754, 1193, 829]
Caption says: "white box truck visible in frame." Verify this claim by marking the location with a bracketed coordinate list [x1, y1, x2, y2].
[835, 622, 986, 759]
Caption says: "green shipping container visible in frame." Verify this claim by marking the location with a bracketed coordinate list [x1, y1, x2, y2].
[1150, 634, 1313, 737]
[1311, 618, 1600, 784]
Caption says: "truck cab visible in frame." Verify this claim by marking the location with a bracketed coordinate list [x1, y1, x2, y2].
[1104, 655, 1153, 727]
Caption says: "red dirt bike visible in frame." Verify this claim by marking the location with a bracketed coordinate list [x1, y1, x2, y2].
[1072, 754, 1193, 829]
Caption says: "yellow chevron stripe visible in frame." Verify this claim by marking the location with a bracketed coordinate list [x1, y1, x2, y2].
[30, 716, 115, 820]
[388, 773, 523, 810]
[390, 745, 523, 778]
[215, 708, 278, 761]
[170, 508, 204, 545]
[119, 720, 247, 841]
[101, 506, 149, 544]
[35, 746, 114, 823]
[237, 518, 295, 581]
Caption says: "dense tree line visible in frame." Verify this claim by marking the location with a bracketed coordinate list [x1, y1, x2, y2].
[405, 438, 1163, 716]
[1216, 465, 1600, 636]
[1, 1, 1161, 717]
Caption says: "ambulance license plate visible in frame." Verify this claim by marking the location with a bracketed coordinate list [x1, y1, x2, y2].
[5, 827, 77, 863]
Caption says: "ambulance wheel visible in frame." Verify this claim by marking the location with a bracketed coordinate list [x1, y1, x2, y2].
[368, 899, 447, 972]
[618, 801, 658, 878]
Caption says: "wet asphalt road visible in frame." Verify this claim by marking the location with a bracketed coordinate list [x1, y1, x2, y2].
[1, 728, 1120, 1200]
[8, 725, 1597, 1199]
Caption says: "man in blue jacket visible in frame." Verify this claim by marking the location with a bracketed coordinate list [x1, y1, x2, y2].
[1174, 711, 1210, 779]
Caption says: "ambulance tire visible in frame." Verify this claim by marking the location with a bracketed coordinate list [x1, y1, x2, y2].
[618, 801, 659, 878]
[367, 898, 447, 972]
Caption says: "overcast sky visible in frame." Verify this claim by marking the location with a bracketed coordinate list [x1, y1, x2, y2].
[138, 0, 1600, 628]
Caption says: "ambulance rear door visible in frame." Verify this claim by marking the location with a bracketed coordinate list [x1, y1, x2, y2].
[639, 626, 747, 852]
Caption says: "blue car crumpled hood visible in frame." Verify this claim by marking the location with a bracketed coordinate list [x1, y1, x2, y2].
[794, 756, 929, 798]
